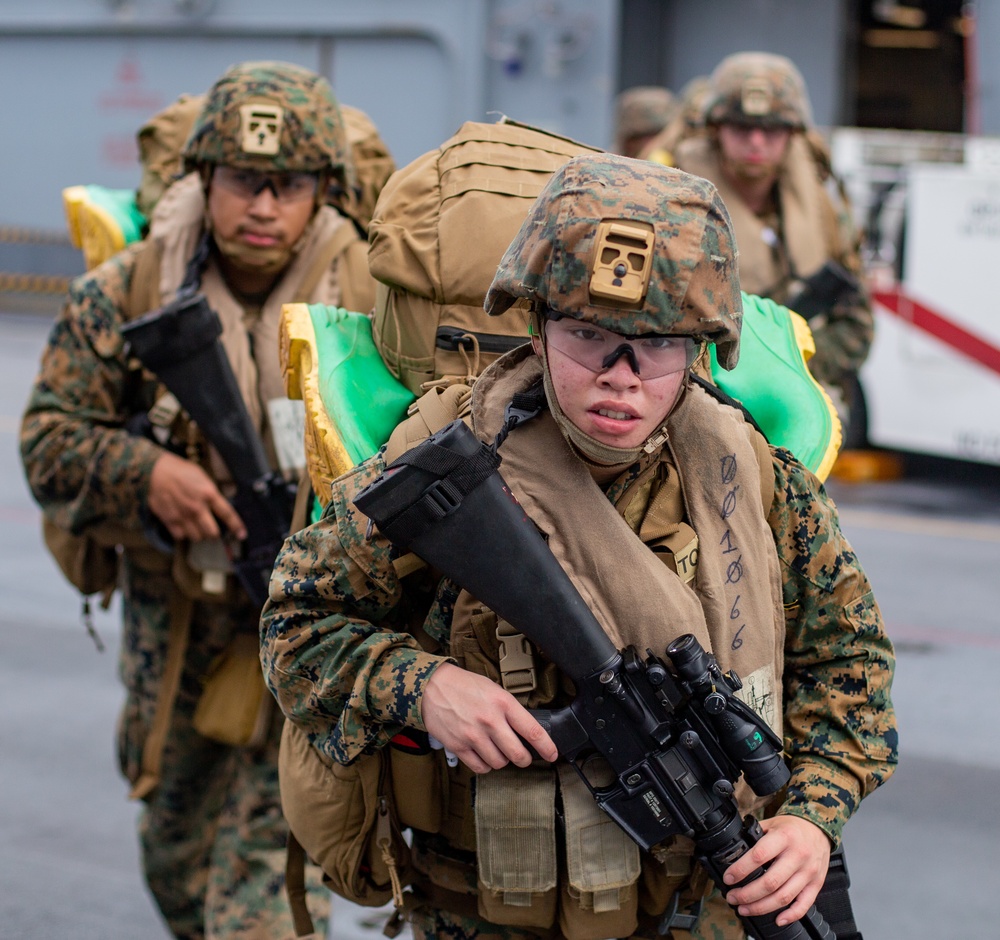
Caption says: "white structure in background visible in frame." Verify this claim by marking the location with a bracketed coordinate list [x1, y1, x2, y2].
[833, 127, 1000, 465]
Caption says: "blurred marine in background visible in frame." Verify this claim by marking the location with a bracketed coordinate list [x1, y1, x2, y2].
[662, 53, 872, 436]
[612, 85, 677, 158]
[20, 60, 386, 939]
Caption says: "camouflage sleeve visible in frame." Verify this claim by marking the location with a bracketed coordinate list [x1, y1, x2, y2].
[19, 245, 165, 534]
[768, 446, 898, 845]
[807, 191, 874, 387]
[260, 459, 451, 765]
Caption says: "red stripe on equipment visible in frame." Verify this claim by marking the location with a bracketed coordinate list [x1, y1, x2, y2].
[874, 289, 1000, 376]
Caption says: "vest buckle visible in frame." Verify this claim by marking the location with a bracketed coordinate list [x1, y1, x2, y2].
[495, 619, 537, 696]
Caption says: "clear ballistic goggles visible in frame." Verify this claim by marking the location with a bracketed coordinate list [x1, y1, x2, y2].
[212, 166, 319, 204]
[544, 316, 700, 378]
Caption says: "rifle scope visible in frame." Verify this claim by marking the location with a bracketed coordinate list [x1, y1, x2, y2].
[668, 634, 789, 796]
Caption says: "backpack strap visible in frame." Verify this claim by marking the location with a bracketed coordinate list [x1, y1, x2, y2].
[336, 237, 377, 315]
[285, 831, 317, 938]
[382, 383, 473, 465]
[378, 384, 474, 581]
[125, 238, 162, 322]
[295, 217, 361, 305]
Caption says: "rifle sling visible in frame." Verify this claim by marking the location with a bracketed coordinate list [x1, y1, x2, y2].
[128, 592, 193, 800]
[814, 845, 863, 940]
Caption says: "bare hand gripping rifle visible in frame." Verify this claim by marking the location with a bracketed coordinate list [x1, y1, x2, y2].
[354, 419, 834, 940]
[121, 292, 296, 609]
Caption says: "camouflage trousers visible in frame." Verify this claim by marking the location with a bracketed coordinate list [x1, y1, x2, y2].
[407, 889, 745, 940]
[117, 563, 330, 939]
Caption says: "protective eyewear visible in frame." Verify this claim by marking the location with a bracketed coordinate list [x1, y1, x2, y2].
[544, 317, 699, 378]
[212, 166, 319, 204]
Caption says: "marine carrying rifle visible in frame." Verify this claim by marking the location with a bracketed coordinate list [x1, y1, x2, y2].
[354, 419, 834, 940]
[121, 291, 296, 609]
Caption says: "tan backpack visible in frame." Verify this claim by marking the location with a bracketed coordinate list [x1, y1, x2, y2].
[339, 103, 397, 236]
[366, 117, 603, 395]
[135, 92, 206, 219]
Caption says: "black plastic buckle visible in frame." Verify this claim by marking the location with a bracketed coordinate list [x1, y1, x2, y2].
[657, 892, 705, 935]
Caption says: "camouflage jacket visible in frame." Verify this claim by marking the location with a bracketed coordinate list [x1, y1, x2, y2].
[21, 242, 169, 538]
[261, 405, 897, 846]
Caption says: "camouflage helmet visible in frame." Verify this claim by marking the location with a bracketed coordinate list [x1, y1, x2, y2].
[613, 86, 676, 154]
[703, 52, 813, 130]
[182, 61, 353, 193]
[485, 154, 743, 369]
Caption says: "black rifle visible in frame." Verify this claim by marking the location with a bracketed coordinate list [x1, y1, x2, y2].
[354, 420, 834, 940]
[786, 260, 863, 323]
[121, 292, 296, 609]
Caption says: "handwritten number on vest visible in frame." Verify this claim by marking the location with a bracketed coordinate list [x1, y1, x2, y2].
[718, 452, 748, 650]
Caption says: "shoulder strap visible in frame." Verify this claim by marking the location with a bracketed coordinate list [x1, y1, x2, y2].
[380, 383, 474, 581]
[336, 238, 377, 315]
[125, 239, 162, 322]
[382, 383, 473, 465]
[295, 217, 360, 304]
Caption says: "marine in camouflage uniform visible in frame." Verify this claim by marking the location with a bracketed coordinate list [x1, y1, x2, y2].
[612, 86, 677, 158]
[663, 53, 873, 426]
[20, 61, 378, 939]
[261, 156, 897, 939]
[638, 75, 712, 165]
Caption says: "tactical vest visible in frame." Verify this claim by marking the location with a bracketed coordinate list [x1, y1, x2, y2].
[292, 349, 785, 937]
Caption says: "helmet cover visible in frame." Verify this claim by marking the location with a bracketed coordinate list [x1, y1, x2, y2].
[182, 61, 353, 194]
[613, 86, 676, 150]
[485, 153, 743, 369]
[703, 52, 813, 130]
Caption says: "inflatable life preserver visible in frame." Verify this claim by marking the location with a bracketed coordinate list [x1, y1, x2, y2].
[280, 303, 415, 521]
[63, 185, 147, 271]
[713, 293, 842, 482]
[282, 294, 842, 498]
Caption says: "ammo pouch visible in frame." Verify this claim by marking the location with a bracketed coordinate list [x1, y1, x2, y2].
[42, 516, 158, 598]
[475, 765, 558, 927]
[42, 517, 118, 597]
[389, 735, 444, 834]
[192, 633, 271, 748]
[278, 721, 411, 908]
[474, 764, 640, 937]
